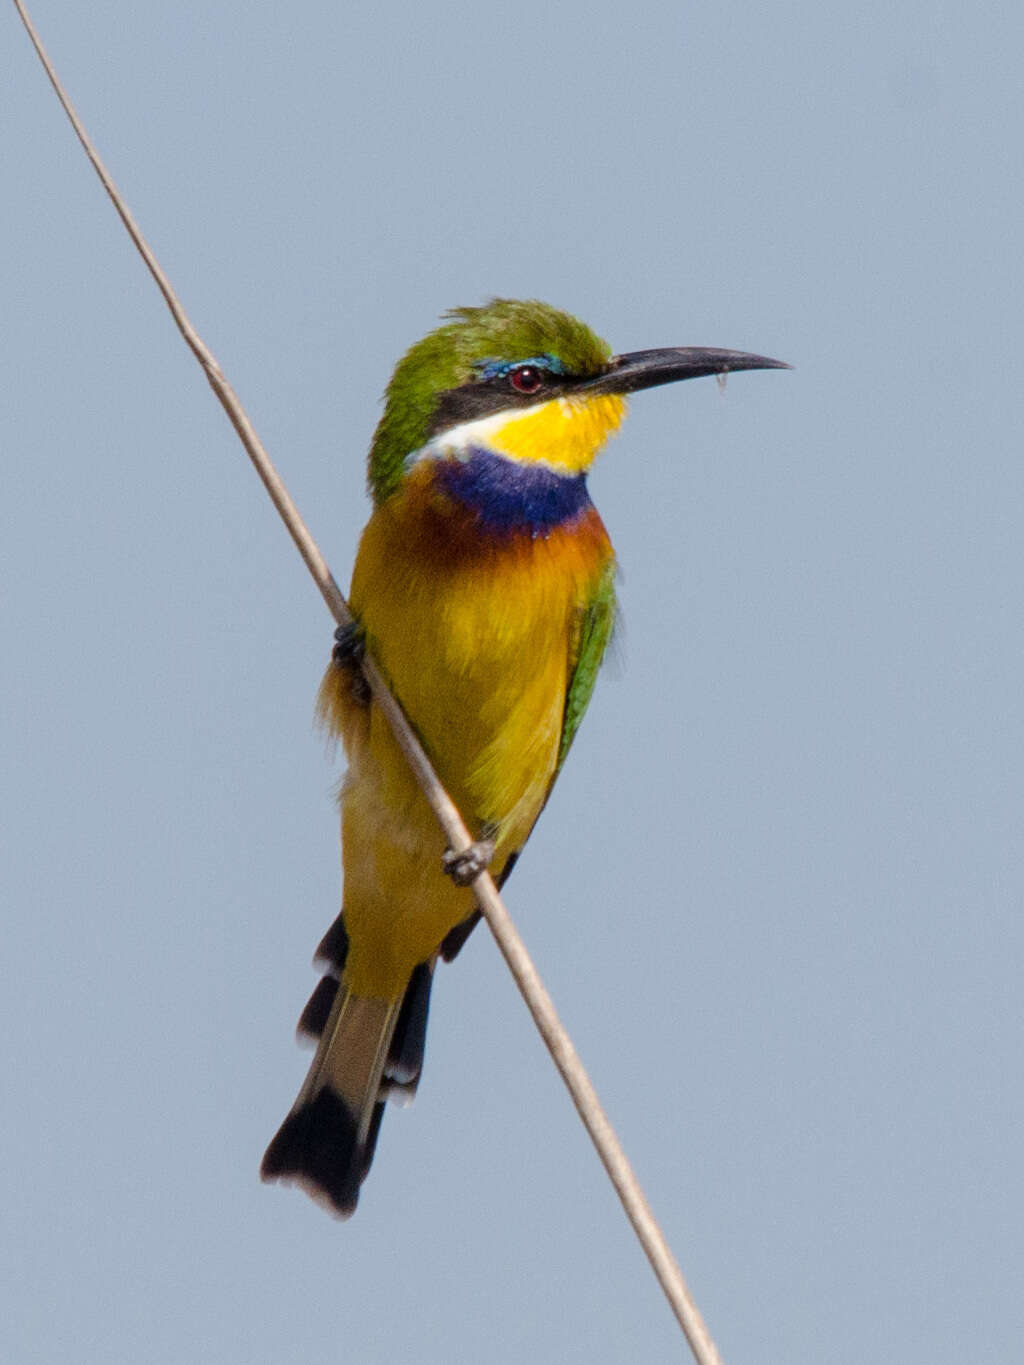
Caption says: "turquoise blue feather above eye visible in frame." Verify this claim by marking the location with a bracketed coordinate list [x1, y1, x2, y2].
[434, 445, 591, 535]
[474, 353, 568, 381]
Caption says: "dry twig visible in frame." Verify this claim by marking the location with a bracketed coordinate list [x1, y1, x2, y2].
[12, 5, 726, 1361]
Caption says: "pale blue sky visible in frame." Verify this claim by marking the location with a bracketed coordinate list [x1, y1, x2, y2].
[4, 3, 1022, 1362]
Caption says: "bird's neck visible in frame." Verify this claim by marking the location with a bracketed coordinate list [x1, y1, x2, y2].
[428, 444, 592, 536]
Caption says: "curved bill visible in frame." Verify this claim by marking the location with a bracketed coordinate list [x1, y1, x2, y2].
[579, 346, 790, 397]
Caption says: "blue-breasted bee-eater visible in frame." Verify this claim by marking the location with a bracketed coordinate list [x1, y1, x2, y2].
[261, 299, 786, 1215]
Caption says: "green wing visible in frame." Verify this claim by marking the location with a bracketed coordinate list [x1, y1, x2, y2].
[557, 560, 618, 774]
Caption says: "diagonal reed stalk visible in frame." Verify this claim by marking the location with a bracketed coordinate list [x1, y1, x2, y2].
[12, 5, 726, 1360]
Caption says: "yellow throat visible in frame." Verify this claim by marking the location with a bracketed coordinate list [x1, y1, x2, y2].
[433, 392, 627, 474]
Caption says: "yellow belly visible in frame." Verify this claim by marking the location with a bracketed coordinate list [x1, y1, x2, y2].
[326, 471, 612, 998]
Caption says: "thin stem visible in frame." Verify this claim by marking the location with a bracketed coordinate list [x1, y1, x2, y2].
[13, 5, 725, 1361]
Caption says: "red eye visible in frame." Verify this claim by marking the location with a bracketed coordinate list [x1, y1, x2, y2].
[510, 365, 543, 394]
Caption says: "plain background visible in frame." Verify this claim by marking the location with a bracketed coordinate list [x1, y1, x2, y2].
[4, 3, 1022, 1362]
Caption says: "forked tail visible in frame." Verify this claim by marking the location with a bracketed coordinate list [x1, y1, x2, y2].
[261, 914, 435, 1216]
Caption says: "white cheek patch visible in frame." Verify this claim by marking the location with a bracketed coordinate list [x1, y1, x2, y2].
[406, 398, 575, 472]
[425, 402, 550, 459]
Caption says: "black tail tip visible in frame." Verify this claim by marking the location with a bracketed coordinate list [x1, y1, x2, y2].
[261, 1088, 368, 1218]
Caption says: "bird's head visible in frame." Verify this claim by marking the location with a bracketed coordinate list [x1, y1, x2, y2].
[368, 298, 787, 503]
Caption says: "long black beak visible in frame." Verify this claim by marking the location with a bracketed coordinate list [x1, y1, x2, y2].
[579, 346, 790, 397]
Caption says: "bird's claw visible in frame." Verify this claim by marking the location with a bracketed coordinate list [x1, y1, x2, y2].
[332, 622, 366, 665]
[332, 623, 371, 706]
[442, 838, 496, 887]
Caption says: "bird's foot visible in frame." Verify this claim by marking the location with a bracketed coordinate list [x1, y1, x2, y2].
[442, 836, 496, 887]
[331, 623, 371, 706]
[332, 621, 366, 665]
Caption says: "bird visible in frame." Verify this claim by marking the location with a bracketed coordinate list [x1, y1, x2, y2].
[260, 298, 787, 1216]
